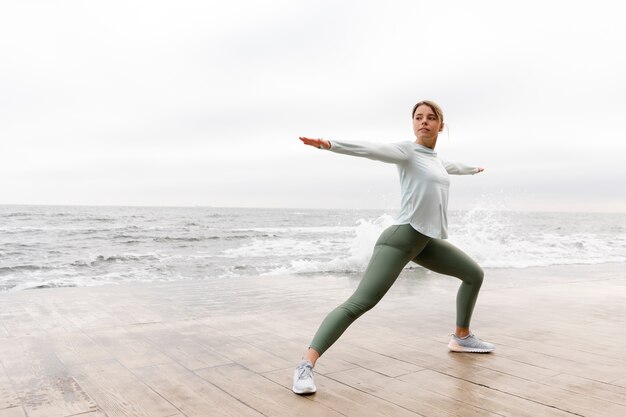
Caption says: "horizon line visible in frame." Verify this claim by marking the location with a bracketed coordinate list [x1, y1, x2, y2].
[1, 203, 625, 215]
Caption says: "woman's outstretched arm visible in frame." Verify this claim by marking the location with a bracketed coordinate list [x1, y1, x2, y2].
[299, 136, 410, 164]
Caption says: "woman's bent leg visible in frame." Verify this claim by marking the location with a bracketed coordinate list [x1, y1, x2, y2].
[309, 225, 429, 356]
[412, 238, 484, 328]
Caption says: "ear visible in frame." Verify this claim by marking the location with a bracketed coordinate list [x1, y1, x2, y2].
[439, 122, 445, 132]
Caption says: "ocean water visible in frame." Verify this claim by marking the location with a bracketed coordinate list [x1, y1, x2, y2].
[1, 205, 625, 291]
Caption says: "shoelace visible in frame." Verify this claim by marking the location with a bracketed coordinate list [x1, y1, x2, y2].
[297, 364, 313, 380]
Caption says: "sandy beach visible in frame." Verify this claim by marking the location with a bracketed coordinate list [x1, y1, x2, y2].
[0, 262, 625, 417]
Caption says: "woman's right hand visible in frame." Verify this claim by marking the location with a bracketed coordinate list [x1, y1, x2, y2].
[299, 136, 330, 150]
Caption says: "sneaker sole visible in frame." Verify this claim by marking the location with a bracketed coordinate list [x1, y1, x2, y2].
[292, 386, 317, 395]
[448, 343, 495, 353]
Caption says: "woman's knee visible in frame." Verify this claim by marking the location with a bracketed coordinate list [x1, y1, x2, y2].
[470, 265, 484, 287]
[341, 296, 379, 319]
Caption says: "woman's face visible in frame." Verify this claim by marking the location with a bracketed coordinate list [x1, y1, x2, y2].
[412, 104, 443, 146]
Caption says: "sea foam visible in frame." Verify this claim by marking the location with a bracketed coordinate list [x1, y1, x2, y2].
[1, 205, 625, 290]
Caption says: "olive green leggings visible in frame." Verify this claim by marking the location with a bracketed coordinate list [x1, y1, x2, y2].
[309, 224, 484, 356]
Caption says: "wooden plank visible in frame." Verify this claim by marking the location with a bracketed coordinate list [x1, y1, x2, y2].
[237, 332, 311, 361]
[71, 360, 181, 417]
[215, 339, 293, 373]
[614, 377, 626, 388]
[49, 331, 113, 367]
[0, 321, 9, 338]
[368, 333, 626, 417]
[196, 363, 346, 417]
[398, 369, 574, 417]
[540, 373, 626, 406]
[84, 327, 173, 369]
[132, 362, 263, 417]
[328, 343, 425, 378]
[0, 337, 98, 417]
[130, 323, 232, 370]
[66, 412, 110, 417]
[198, 314, 278, 337]
[461, 368, 626, 417]
[0, 407, 27, 417]
[238, 331, 424, 378]
[493, 334, 626, 383]
[62, 301, 128, 331]
[176, 322, 240, 351]
[0, 310, 46, 337]
[352, 334, 561, 383]
[24, 302, 80, 333]
[493, 323, 625, 360]
[323, 366, 501, 417]
[167, 316, 282, 371]
[237, 332, 360, 376]
[0, 365, 19, 410]
[264, 367, 424, 417]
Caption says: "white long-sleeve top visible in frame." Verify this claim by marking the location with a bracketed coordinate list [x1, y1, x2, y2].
[327, 140, 479, 239]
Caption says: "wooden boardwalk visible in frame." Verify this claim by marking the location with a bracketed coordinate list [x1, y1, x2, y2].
[0, 263, 625, 417]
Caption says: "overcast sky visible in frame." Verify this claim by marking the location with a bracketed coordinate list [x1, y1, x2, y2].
[1, 0, 625, 212]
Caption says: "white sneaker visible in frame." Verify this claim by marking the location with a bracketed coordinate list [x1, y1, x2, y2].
[448, 333, 495, 353]
[292, 360, 317, 394]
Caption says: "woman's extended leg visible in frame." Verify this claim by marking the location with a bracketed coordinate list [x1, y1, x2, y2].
[294, 225, 430, 394]
[308, 224, 430, 358]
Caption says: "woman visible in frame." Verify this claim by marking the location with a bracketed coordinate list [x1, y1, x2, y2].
[292, 100, 494, 395]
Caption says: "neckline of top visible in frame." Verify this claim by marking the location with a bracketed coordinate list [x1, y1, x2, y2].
[412, 142, 437, 155]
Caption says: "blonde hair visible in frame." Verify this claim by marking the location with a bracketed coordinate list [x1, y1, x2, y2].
[411, 100, 444, 123]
